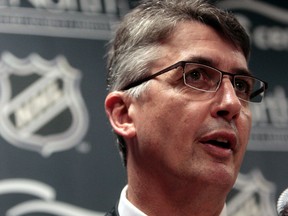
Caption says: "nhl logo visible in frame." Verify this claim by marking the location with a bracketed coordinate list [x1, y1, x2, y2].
[227, 170, 277, 216]
[0, 52, 89, 156]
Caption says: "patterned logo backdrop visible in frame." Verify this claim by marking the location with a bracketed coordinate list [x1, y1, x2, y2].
[0, 0, 126, 215]
[0, 1, 286, 216]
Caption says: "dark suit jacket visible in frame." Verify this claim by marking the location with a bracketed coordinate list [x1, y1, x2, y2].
[105, 203, 120, 216]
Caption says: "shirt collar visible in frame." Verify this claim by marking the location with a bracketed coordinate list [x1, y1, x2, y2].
[220, 204, 227, 216]
[118, 185, 227, 216]
[118, 185, 147, 216]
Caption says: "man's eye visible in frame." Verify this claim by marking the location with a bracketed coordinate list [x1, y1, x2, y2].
[188, 70, 202, 81]
[235, 79, 250, 93]
[183, 65, 220, 91]
[185, 68, 207, 82]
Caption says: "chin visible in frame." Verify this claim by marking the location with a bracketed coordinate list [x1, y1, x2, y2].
[206, 164, 237, 188]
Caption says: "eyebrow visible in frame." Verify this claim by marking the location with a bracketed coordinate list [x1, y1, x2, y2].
[185, 56, 252, 76]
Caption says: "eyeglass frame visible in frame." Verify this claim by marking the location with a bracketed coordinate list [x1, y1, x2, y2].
[121, 61, 268, 103]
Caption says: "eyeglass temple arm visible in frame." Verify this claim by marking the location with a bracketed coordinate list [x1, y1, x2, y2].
[121, 62, 184, 91]
[249, 85, 268, 100]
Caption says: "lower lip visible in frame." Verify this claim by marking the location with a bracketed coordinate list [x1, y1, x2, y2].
[201, 143, 233, 159]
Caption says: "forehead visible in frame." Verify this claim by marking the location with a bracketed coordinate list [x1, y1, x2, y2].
[156, 21, 248, 71]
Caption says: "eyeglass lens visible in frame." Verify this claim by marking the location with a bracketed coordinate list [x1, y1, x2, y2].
[183, 63, 265, 103]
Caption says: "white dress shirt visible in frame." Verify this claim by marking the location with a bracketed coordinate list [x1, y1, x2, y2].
[118, 185, 227, 216]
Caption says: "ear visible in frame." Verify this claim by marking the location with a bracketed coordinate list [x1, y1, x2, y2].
[105, 91, 136, 138]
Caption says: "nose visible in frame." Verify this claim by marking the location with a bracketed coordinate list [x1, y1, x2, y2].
[211, 77, 242, 121]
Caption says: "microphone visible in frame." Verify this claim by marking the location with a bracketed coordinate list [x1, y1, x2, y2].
[277, 188, 288, 216]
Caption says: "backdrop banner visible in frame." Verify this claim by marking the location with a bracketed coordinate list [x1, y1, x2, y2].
[0, 1, 286, 216]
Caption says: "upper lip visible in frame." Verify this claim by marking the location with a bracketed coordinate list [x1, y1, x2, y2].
[199, 130, 238, 151]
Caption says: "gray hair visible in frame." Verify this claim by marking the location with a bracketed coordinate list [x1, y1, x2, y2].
[106, 0, 250, 166]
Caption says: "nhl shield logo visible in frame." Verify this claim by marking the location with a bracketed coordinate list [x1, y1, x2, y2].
[227, 170, 277, 216]
[0, 52, 89, 156]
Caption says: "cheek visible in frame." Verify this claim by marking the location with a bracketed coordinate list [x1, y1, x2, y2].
[235, 108, 252, 163]
[140, 100, 208, 157]
[239, 108, 252, 140]
[134, 103, 180, 147]
[132, 88, 211, 158]
[152, 99, 206, 135]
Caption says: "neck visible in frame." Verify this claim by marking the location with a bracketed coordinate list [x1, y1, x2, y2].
[126, 166, 228, 216]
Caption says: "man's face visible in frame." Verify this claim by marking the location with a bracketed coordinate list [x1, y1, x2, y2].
[127, 21, 252, 190]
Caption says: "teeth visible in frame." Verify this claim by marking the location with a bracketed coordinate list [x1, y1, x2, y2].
[215, 138, 228, 143]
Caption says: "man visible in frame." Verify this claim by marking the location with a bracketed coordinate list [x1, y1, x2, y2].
[104, 0, 268, 215]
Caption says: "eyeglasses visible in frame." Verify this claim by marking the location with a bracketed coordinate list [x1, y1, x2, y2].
[121, 61, 268, 103]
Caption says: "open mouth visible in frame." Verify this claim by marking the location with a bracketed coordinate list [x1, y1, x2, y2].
[199, 131, 237, 154]
[207, 140, 231, 149]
